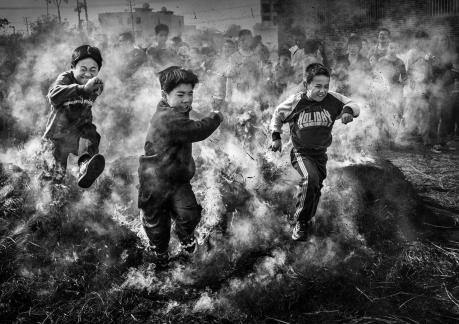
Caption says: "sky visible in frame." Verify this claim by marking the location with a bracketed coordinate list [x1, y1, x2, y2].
[0, 0, 261, 34]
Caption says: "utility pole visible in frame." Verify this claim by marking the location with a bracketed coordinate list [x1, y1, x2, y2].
[83, 0, 89, 32]
[128, 0, 135, 40]
[76, 0, 82, 30]
[24, 17, 29, 35]
[46, 0, 49, 19]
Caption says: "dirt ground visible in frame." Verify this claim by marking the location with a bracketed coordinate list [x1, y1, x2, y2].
[385, 141, 459, 215]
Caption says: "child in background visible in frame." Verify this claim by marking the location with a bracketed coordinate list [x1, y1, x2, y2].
[377, 41, 407, 94]
[270, 63, 360, 241]
[146, 24, 178, 71]
[138, 66, 223, 269]
[274, 48, 295, 95]
[225, 29, 261, 99]
[42, 45, 105, 188]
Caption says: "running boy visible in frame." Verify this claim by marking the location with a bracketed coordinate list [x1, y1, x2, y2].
[270, 63, 360, 241]
[138, 66, 223, 269]
[43, 45, 105, 188]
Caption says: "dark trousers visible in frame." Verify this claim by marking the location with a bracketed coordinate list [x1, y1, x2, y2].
[291, 149, 327, 225]
[51, 123, 101, 173]
[141, 182, 202, 253]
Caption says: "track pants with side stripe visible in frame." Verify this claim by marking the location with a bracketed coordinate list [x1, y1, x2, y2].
[290, 149, 327, 225]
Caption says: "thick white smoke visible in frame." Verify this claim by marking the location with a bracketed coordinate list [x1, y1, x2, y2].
[0, 9, 452, 319]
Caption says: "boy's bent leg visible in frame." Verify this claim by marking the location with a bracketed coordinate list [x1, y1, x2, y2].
[290, 150, 327, 240]
[77, 123, 104, 188]
[41, 138, 75, 183]
[171, 182, 202, 252]
[141, 198, 172, 254]
[78, 123, 101, 160]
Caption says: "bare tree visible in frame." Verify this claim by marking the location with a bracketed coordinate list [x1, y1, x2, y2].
[0, 18, 9, 29]
[51, 0, 69, 23]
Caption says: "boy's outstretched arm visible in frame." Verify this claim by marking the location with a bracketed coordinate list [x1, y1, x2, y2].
[48, 73, 102, 106]
[269, 92, 303, 152]
[328, 91, 360, 124]
[47, 73, 87, 106]
[167, 112, 223, 143]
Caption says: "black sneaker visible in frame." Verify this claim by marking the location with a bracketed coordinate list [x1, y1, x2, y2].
[143, 248, 169, 270]
[78, 154, 105, 188]
[291, 222, 313, 241]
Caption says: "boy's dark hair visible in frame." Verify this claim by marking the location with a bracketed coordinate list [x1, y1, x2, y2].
[71, 45, 103, 69]
[415, 30, 429, 39]
[159, 66, 199, 93]
[302, 39, 321, 55]
[378, 28, 391, 36]
[278, 48, 291, 59]
[155, 24, 169, 35]
[304, 63, 330, 84]
[118, 31, 134, 44]
[238, 29, 252, 38]
[347, 35, 362, 49]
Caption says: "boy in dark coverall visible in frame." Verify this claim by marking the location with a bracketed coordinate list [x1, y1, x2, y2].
[43, 45, 105, 188]
[270, 63, 360, 241]
[138, 66, 223, 269]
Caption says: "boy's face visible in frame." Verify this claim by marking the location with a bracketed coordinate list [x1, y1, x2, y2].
[304, 75, 330, 102]
[438, 35, 448, 50]
[348, 43, 360, 56]
[361, 40, 368, 51]
[156, 30, 169, 46]
[164, 83, 194, 111]
[72, 57, 99, 85]
[378, 30, 390, 46]
[387, 42, 398, 55]
[239, 34, 253, 51]
[223, 42, 236, 57]
[279, 55, 291, 67]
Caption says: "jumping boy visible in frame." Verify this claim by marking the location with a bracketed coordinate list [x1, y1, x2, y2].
[270, 63, 360, 241]
[43, 45, 105, 188]
[138, 66, 223, 269]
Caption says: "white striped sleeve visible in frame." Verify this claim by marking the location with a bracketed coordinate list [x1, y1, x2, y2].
[269, 92, 302, 134]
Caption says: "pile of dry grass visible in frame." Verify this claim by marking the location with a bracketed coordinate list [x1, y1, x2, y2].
[0, 157, 458, 323]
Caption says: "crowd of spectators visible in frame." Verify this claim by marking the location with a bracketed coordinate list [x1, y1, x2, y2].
[99, 24, 458, 152]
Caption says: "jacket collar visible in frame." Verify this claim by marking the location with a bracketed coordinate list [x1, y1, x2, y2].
[157, 99, 192, 113]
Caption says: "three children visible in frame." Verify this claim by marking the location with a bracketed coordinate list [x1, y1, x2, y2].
[43, 37, 361, 269]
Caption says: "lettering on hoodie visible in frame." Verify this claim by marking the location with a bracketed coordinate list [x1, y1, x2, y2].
[297, 108, 333, 129]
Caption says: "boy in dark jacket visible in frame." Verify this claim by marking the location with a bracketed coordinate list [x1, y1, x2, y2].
[43, 45, 105, 188]
[270, 63, 360, 241]
[138, 66, 223, 269]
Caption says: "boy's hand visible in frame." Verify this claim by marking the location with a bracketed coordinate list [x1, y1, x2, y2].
[213, 111, 224, 122]
[84, 77, 104, 94]
[341, 113, 353, 124]
[270, 139, 282, 152]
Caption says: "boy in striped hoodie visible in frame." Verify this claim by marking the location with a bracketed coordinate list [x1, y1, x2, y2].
[270, 63, 360, 241]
